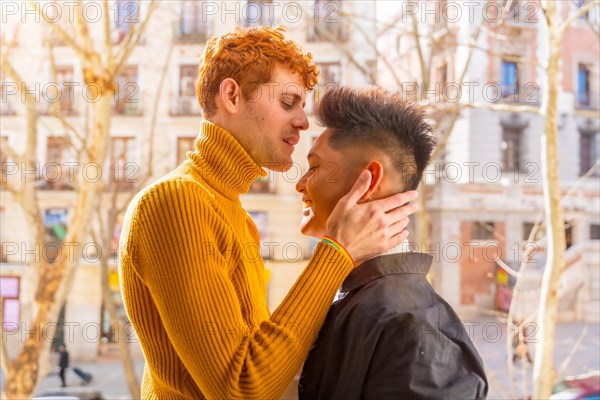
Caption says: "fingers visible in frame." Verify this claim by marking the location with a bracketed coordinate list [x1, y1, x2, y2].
[340, 170, 372, 206]
[372, 190, 419, 213]
[388, 217, 409, 237]
[385, 202, 418, 222]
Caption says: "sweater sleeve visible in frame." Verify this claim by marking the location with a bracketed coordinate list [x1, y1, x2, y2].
[129, 178, 353, 399]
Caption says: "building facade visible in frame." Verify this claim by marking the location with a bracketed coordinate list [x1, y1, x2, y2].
[376, 0, 600, 321]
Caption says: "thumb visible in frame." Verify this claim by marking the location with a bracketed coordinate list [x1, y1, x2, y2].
[342, 170, 372, 206]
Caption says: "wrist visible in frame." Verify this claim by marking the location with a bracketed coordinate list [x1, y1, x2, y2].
[322, 236, 354, 264]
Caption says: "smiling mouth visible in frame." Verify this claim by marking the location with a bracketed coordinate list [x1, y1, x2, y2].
[303, 199, 313, 208]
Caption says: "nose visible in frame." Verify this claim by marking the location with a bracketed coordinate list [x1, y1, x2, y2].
[293, 108, 309, 131]
[296, 169, 308, 194]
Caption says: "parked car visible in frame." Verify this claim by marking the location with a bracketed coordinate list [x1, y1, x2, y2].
[551, 371, 600, 400]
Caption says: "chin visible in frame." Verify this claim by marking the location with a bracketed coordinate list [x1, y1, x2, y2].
[263, 159, 293, 172]
[300, 224, 325, 239]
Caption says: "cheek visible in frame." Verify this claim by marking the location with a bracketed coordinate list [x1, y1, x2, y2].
[308, 180, 341, 218]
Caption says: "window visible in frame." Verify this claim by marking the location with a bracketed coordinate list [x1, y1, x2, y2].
[0, 207, 6, 262]
[501, 128, 521, 171]
[1, 73, 16, 116]
[579, 120, 599, 177]
[244, 0, 276, 27]
[578, 0, 590, 21]
[308, 0, 347, 42]
[248, 211, 270, 259]
[109, 136, 136, 191]
[500, 113, 529, 171]
[113, 0, 139, 44]
[113, 66, 141, 116]
[174, 65, 201, 115]
[176, 136, 196, 165]
[1, 136, 12, 186]
[565, 221, 574, 249]
[43, 66, 76, 115]
[437, 63, 448, 88]
[43, 208, 69, 263]
[248, 175, 272, 194]
[175, 1, 210, 43]
[471, 221, 495, 241]
[523, 222, 545, 241]
[577, 64, 591, 107]
[308, 62, 341, 114]
[1, 276, 20, 332]
[55, 66, 76, 115]
[591, 224, 600, 240]
[507, 0, 520, 22]
[42, 136, 73, 190]
[500, 59, 518, 99]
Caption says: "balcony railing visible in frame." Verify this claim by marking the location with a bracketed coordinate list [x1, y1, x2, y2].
[113, 101, 142, 116]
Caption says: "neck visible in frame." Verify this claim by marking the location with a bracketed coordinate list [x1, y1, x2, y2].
[187, 121, 266, 200]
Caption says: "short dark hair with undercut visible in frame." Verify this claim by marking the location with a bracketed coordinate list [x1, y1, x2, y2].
[316, 86, 436, 191]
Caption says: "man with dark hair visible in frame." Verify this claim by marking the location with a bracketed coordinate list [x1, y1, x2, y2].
[296, 86, 488, 399]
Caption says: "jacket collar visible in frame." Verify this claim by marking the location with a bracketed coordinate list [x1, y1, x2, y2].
[341, 252, 433, 293]
[187, 121, 266, 201]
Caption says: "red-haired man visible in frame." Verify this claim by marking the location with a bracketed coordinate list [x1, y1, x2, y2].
[119, 27, 418, 399]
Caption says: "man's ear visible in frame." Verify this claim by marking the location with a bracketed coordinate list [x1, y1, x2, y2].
[218, 78, 241, 114]
[360, 161, 384, 202]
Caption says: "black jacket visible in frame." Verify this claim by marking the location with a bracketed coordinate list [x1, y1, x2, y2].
[299, 252, 488, 400]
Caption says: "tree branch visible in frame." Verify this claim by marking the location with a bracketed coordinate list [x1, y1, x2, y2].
[27, 1, 87, 59]
[112, 0, 159, 77]
[559, 0, 600, 36]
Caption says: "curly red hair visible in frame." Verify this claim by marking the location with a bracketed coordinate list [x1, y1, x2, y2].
[196, 26, 319, 117]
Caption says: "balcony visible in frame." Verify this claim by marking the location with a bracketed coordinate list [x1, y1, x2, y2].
[38, 101, 78, 117]
[113, 101, 142, 116]
[247, 176, 273, 194]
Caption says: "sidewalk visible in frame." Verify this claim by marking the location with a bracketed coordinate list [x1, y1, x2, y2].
[35, 356, 145, 400]
[3, 317, 598, 399]
[469, 316, 600, 399]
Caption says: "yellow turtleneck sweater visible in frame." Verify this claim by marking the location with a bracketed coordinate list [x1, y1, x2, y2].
[118, 121, 354, 399]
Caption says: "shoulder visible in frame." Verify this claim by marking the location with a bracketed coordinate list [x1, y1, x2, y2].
[119, 172, 226, 257]
[350, 274, 434, 317]
[126, 172, 216, 223]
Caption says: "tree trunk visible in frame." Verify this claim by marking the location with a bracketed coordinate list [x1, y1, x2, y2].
[532, 1, 566, 398]
[100, 208, 141, 397]
[3, 90, 113, 399]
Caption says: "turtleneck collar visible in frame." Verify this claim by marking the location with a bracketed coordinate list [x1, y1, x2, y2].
[187, 121, 266, 201]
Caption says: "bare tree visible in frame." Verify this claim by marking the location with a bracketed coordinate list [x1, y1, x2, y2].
[92, 37, 175, 396]
[533, 1, 598, 397]
[1, 1, 158, 397]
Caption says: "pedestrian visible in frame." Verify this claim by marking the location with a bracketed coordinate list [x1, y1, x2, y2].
[512, 319, 534, 364]
[119, 26, 418, 399]
[58, 344, 69, 388]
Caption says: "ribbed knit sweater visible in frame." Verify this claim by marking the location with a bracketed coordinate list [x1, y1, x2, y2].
[118, 121, 354, 399]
